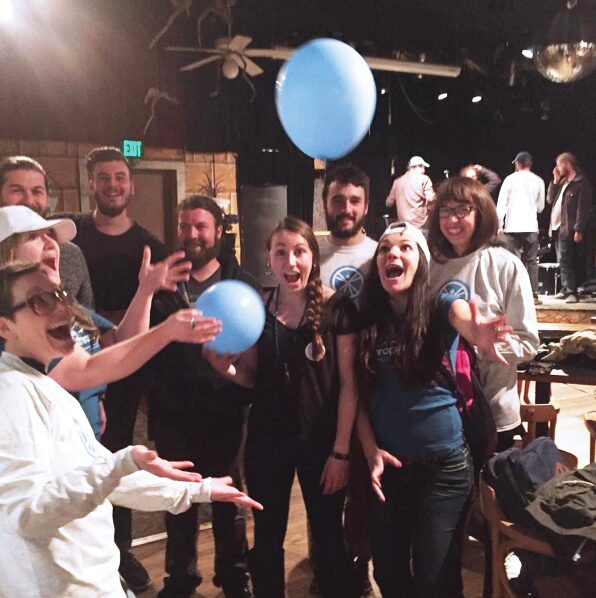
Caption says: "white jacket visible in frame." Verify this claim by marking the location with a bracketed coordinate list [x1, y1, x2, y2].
[0, 352, 213, 597]
[496, 170, 545, 233]
[430, 247, 539, 431]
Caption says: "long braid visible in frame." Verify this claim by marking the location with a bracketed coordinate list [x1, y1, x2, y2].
[305, 276, 325, 361]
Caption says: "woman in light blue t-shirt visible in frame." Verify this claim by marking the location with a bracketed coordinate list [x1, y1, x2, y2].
[355, 221, 510, 598]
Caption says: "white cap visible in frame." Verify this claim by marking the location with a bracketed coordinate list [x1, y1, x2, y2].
[378, 221, 431, 264]
[0, 205, 76, 244]
[408, 155, 430, 168]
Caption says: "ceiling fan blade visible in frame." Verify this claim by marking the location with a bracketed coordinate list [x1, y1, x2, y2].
[362, 56, 461, 77]
[242, 57, 264, 77]
[245, 46, 460, 78]
[166, 46, 221, 54]
[245, 47, 295, 60]
[227, 35, 252, 52]
[180, 55, 221, 72]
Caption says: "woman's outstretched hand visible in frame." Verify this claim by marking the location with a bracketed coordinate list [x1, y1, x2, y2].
[468, 300, 513, 365]
[210, 476, 263, 510]
[165, 309, 222, 344]
[138, 246, 192, 294]
[131, 445, 203, 483]
[367, 448, 402, 502]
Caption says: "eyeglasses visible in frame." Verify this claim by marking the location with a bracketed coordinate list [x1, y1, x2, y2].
[8, 287, 72, 317]
[438, 205, 474, 219]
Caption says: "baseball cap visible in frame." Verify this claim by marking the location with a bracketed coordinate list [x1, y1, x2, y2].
[512, 151, 532, 164]
[378, 221, 431, 264]
[408, 155, 430, 168]
[0, 205, 76, 244]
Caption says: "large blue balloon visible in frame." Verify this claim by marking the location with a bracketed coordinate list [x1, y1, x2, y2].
[195, 280, 265, 354]
[275, 38, 377, 160]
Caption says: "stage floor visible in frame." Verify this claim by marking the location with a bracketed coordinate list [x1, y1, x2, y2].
[133, 382, 595, 597]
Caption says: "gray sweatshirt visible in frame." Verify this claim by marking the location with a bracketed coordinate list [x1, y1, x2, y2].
[430, 246, 539, 431]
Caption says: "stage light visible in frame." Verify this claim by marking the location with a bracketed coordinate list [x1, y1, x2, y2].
[0, 0, 15, 24]
[380, 87, 387, 95]
[472, 94, 482, 103]
[437, 92, 448, 100]
[522, 48, 534, 59]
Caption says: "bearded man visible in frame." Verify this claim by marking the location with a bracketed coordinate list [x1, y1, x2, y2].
[319, 164, 377, 303]
[147, 195, 258, 598]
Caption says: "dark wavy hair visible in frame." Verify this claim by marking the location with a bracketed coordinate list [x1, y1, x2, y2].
[85, 146, 132, 178]
[322, 163, 370, 204]
[266, 217, 325, 362]
[427, 177, 499, 262]
[358, 246, 444, 387]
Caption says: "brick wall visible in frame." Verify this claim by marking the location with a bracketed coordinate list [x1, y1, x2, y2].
[0, 139, 238, 214]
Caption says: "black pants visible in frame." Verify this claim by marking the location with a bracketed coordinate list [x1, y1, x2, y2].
[101, 375, 147, 552]
[152, 414, 248, 589]
[245, 435, 354, 598]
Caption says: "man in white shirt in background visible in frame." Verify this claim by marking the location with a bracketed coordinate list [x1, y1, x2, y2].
[385, 155, 435, 230]
[497, 151, 545, 303]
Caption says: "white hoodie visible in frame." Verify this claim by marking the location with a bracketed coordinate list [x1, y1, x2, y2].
[0, 352, 213, 597]
[430, 246, 539, 431]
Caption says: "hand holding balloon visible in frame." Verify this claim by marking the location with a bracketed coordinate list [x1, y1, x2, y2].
[195, 280, 265, 354]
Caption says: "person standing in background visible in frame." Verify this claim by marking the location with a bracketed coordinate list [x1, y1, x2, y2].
[0, 156, 94, 308]
[547, 152, 593, 304]
[386, 156, 435, 230]
[497, 152, 545, 304]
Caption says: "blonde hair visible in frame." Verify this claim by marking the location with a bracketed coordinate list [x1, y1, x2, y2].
[0, 233, 98, 336]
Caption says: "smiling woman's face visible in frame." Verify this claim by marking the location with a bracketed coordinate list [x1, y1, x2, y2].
[14, 230, 61, 286]
[376, 233, 420, 296]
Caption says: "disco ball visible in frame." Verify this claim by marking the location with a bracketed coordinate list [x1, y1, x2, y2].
[534, 0, 596, 83]
[535, 41, 596, 83]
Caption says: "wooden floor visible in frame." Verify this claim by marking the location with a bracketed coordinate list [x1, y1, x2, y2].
[134, 382, 595, 598]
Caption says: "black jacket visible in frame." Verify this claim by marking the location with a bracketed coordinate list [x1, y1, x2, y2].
[547, 173, 593, 238]
[147, 256, 259, 418]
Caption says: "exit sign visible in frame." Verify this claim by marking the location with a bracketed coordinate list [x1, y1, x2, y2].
[122, 139, 143, 158]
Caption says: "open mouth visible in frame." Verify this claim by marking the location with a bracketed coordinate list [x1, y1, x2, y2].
[284, 272, 300, 283]
[41, 255, 58, 272]
[47, 322, 73, 341]
[385, 265, 404, 278]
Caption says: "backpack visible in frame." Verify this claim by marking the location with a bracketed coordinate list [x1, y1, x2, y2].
[438, 336, 497, 476]
[483, 436, 564, 527]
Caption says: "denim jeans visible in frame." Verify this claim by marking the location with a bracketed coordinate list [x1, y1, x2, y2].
[369, 446, 473, 598]
[505, 232, 539, 293]
[556, 234, 588, 294]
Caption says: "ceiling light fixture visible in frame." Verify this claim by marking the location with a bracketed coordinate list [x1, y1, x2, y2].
[472, 94, 482, 103]
[437, 92, 448, 100]
[522, 48, 534, 59]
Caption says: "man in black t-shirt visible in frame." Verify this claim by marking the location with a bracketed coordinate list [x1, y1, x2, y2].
[148, 195, 256, 598]
[57, 146, 167, 593]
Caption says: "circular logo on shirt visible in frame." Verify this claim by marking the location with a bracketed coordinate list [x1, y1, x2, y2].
[439, 279, 471, 301]
[74, 418, 97, 457]
[330, 266, 364, 299]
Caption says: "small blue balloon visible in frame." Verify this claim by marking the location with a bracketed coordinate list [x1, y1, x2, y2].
[195, 280, 265, 354]
[275, 38, 377, 160]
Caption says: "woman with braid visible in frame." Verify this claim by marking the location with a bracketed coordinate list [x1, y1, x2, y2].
[205, 217, 359, 597]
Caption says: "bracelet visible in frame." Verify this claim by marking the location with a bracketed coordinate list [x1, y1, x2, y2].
[330, 450, 350, 461]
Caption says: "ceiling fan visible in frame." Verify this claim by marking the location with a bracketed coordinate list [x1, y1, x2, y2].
[167, 35, 462, 79]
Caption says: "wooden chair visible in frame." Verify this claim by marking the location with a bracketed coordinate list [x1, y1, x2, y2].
[479, 450, 578, 598]
[585, 410, 596, 463]
[519, 403, 560, 445]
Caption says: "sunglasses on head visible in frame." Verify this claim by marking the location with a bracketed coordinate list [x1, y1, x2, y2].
[7, 287, 72, 317]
